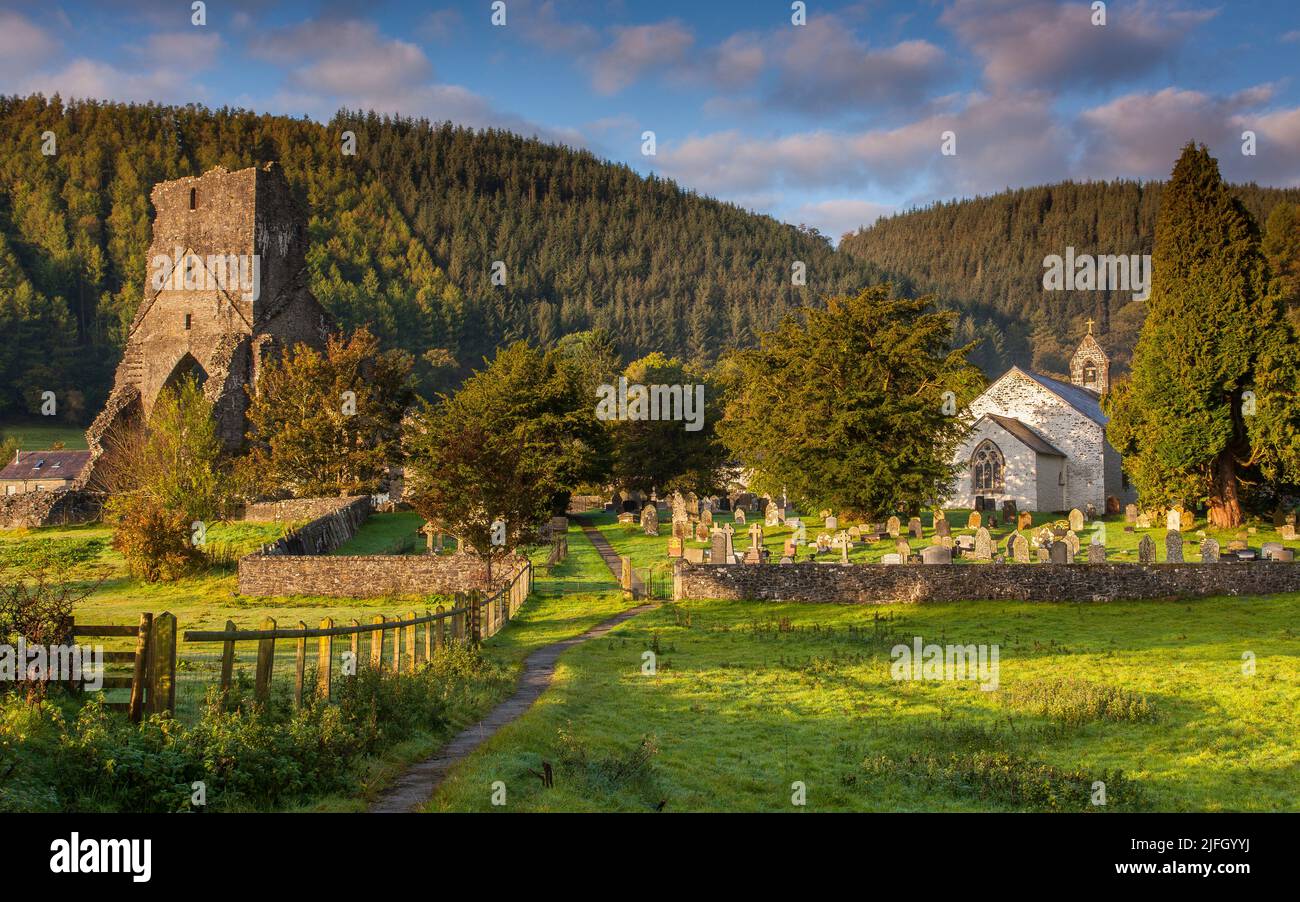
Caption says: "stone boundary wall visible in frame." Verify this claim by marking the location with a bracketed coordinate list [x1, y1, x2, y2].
[0, 490, 104, 529]
[237, 552, 526, 598]
[242, 496, 369, 523]
[673, 560, 1300, 604]
[257, 496, 372, 557]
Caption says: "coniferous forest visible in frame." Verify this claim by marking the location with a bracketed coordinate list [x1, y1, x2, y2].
[2, 94, 1298, 423]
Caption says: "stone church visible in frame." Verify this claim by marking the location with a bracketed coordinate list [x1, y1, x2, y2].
[83, 163, 329, 487]
[946, 328, 1134, 514]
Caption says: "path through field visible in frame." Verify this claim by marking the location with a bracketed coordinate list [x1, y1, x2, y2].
[368, 521, 653, 813]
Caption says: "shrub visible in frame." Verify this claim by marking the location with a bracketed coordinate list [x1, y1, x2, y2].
[1002, 678, 1157, 726]
[105, 494, 204, 582]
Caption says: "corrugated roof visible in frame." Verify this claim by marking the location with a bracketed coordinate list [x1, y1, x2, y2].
[1015, 368, 1107, 426]
[0, 450, 92, 481]
[983, 414, 1066, 457]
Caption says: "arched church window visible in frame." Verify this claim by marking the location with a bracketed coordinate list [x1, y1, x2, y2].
[971, 440, 1005, 493]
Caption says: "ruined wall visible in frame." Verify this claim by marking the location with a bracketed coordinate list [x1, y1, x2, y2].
[257, 496, 372, 556]
[0, 491, 103, 530]
[674, 560, 1300, 604]
[237, 552, 527, 598]
[242, 496, 371, 523]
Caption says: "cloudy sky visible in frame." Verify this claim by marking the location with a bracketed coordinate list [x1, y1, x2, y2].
[3, 0, 1299, 241]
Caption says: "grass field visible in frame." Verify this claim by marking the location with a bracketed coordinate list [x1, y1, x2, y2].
[0, 420, 89, 450]
[427, 514, 1300, 813]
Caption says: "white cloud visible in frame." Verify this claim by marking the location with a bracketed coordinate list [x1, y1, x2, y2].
[0, 11, 60, 81]
[789, 199, 895, 243]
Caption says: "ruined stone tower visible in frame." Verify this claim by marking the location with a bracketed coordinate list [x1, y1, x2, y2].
[84, 163, 329, 486]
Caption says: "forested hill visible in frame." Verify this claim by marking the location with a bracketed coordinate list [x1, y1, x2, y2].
[0, 95, 895, 421]
[840, 181, 1300, 377]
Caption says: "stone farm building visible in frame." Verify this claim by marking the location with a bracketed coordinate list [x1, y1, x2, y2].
[0, 450, 92, 495]
[946, 329, 1135, 514]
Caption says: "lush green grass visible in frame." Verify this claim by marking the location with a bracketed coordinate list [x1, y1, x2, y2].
[427, 592, 1300, 812]
[0, 420, 89, 450]
[586, 507, 1300, 567]
[332, 511, 428, 555]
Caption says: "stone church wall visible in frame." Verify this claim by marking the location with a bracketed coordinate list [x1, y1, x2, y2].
[948, 417, 1041, 510]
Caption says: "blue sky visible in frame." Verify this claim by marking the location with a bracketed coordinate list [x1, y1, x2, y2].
[2, 0, 1299, 241]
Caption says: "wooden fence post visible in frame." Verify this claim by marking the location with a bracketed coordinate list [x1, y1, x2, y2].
[468, 591, 481, 645]
[391, 615, 402, 674]
[128, 613, 151, 723]
[405, 610, 417, 672]
[435, 604, 445, 651]
[148, 612, 177, 717]
[318, 617, 333, 701]
[371, 615, 385, 670]
[255, 616, 276, 704]
[219, 618, 236, 703]
[423, 611, 432, 661]
[294, 620, 307, 708]
[350, 619, 360, 674]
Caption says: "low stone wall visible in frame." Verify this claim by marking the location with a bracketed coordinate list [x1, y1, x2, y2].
[237, 551, 525, 598]
[673, 560, 1300, 604]
[257, 496, 372, 556]
[0, 490, 103, 529]
[242, 496, 369, 523]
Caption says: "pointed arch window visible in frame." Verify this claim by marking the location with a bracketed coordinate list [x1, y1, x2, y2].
[971, 440, 1005, 493]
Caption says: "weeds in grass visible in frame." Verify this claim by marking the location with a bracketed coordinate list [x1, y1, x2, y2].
[554, 725, 662, 807]
[1002, 678, 1157, 726]
[861, 750, 1147, 811]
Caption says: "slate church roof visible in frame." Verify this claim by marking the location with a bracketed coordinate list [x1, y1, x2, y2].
[1010, 367, 1108, 427]
[982, 414, 1066, 457]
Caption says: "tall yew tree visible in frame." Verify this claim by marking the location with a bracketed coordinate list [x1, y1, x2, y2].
[1106, 143, 1300, 526]
[718, 286, 984, 517]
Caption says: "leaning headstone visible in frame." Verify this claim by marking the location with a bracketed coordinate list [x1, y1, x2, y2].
[1010, 533, 1029, 563]
[642, 504, 659, 536]
[967, 511, 982, 530]
[1048, 541, 1068, 564]
[909, 517, 923, 539]
[1068, 509, 1085, 533]
[1165, 530, 1183, 563]
[974, 527, 992, 561]
[1138, 534, 1156, 563]
[734, 507, 746, 525]
[887, 516, 901, 538]
[765, 503, 780, 527]
[1017, 510, 1034, 531]
[1086, 541, 1106, 564]
[1125, 503, 1139, 523]
[1199, 537, 1219, 562]
[935, 518, 951, 538]
[921, 545, 952, 565]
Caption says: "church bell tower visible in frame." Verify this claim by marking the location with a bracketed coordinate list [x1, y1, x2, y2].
[1069, 320, 1110, 395]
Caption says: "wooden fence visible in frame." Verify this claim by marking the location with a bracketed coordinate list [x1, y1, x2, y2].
[180, 560, 533, 708]
[72, 612, 177, 722]
[545, 535, 568, 569]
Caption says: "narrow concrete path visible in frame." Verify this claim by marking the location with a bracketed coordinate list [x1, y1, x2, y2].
[579, 519, 645, 595]
[368, 523, 655, 813]
[368, 601, 653, 812]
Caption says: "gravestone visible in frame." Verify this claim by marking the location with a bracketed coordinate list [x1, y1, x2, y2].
[967, 511, 982, 530]
[1068, 509, 1085, 533]
[1167, 508, 1182, 532]
[887, 516, 901, 538]
[895, 538, 911, 561]
[974, 527, 992, 561]
[1138, 534, 1156, 563]
[1136, 513, 1152, 529]
[1048, 541, 1068, 564]
[881, 553, 901, 565]
[1281, 524, 1296, 541]
[1085, 502, 1096, 520]
[1001, 499, 1017, 520]
[710, 528, 733, 565]
[1199, 537, 1219, 563]
[734, 507, 746, 525]
[1180, 509, 1195, 531]
[935, 518, 951, 538]
[700, 508, 713, 528]
[1261, 541, 1285, 560]
[1165, 530, 1183, 563]
[1125, 503, 1139, 523]
[1017, 510, 1034, 531]
[672, 516, 690, 539]
[921, 545, 952, 565]
[1064, 530, 1080, 558]
[940, 535, 955, 549]
[783, 537, 798, 558]
[848, 525, 861, 538]
[617, 511, 635, 525]
[1086, 541, 1106, 564]
[683, 546, 705, 564]
[692, 522, 708, 542]
[667, 536, 683, 558]
[765, 503, 780, 527]
[1010, 533, 1029, 563]
[686, 492, 700, 516]
[909, 517, 923, 539]
[825, 514, 838, 530]
[611, 491, 623, 512]
[642, 504, 659, 536]
[748, 522, 765, 551]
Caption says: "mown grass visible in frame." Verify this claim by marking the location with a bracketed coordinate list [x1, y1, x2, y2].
[0, 419, 89, 450]
[426, 521, 1300, 813]
[331, 510, 429, 555]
